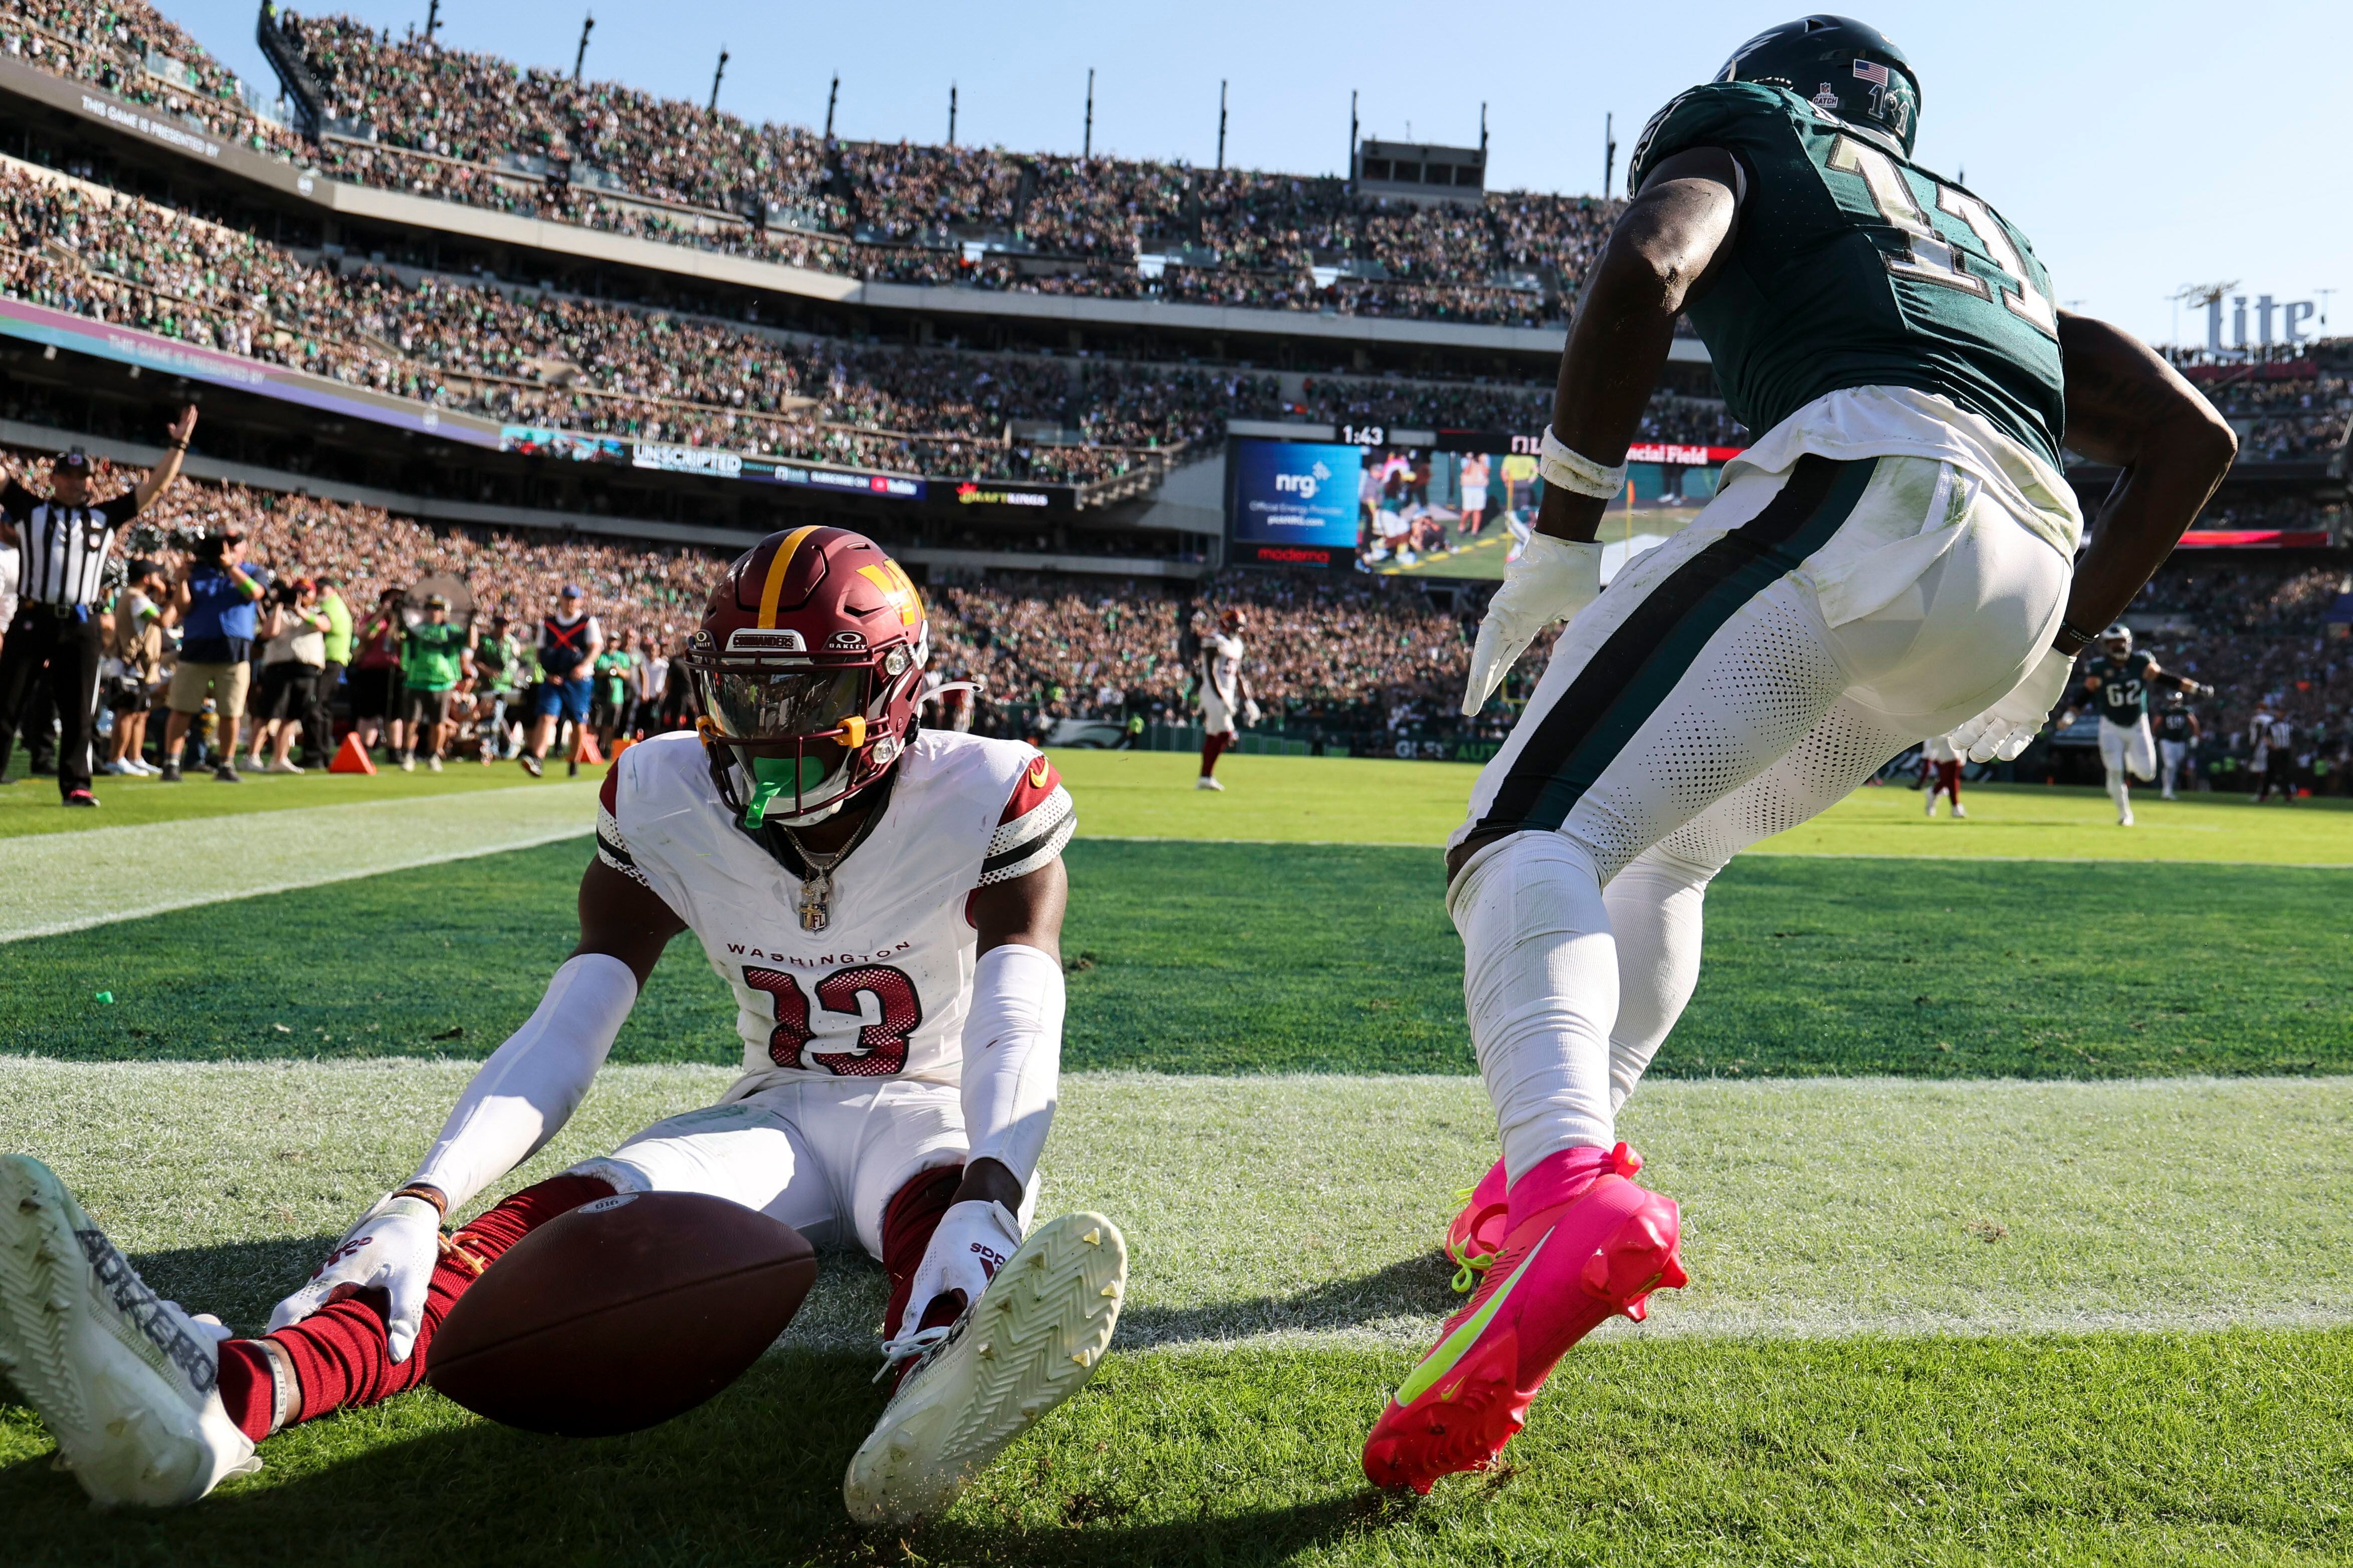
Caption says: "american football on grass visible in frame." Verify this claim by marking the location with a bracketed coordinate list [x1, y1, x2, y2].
[428, 1190, 817, 1436]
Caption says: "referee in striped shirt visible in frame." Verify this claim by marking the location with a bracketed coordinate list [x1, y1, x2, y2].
[0, 406, 198, 806]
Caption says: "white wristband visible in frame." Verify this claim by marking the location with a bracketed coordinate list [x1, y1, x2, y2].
[1538, 425, 1630, 500]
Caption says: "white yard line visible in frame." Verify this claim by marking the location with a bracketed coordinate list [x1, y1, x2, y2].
[0, 784, 598, 942]
[2, 1060, 2344, 1354]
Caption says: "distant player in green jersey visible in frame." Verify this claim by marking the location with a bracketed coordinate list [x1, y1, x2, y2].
[2154, 689, 2200, 799]
[1369, 16, 2240, 1494]
[2071, 623, 2208, 823]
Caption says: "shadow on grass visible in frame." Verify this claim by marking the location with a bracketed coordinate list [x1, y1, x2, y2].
[1119, 1251, 1461, 1347]
[128, 1234, 343, 1335]
[0, 1351, 1381, 1568]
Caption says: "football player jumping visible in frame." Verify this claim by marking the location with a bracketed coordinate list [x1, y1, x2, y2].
[0, 527, 1124, 1523]
[1380, 17, 2236, 1491]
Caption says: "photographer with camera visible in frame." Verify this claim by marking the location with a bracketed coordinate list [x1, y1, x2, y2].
[159, 515, 266, 784]
[306, 575, 353, 767]
[248, 577, 330, 774]
[103, 558, 168, 776]
[0, 408, 197, 806]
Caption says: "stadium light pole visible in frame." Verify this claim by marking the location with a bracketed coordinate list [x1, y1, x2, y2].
[824, 74, 838, 141]
[709, 47, 728, 113]
[1348, 90, 1357, 181]
[1083, 69, 1094, 159]
[1603, 112, 1617, 198]
[948, 82, 957, 146]
[423, 0, 439, 43]
[572, 13, 594, 83]
[1217, 80, 1226, 172]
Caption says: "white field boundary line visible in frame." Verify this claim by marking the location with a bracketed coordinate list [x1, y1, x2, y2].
[1079, 833, 2353, 869]
[0, 783, 598, 943]
[6, 1060, 2348, 1354]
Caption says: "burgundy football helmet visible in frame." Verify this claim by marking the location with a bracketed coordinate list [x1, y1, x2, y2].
[685, 526, 928, 828]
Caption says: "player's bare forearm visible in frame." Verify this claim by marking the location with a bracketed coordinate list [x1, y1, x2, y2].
[1537, 148, 1741, 544]
[573, 855, 687, 987]
[2053, 313, 2236, 654]
[959, 858, 1068, 1211]
[131, 405, 198, 513]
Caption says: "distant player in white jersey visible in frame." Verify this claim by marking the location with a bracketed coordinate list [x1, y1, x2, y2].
[1196, 606, 1259, 791]
[2154, 689, 2198, 799]
[1921, 731, 1965, 818]
[0, 528, 1122, 1524]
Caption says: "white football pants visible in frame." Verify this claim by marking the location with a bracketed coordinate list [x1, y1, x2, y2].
[568, 1078, 978, 1259]
[1452, 453, 2070, 1181]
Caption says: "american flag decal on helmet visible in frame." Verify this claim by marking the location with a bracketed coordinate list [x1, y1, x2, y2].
[1852, 60, 1890, 88]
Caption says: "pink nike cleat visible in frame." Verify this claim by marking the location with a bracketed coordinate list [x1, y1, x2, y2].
[1364, 1142, 1686, 1494]
[1443, 1156, 1510, 1293]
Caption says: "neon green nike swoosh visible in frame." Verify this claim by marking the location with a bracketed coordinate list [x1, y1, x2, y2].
[1392, 1233, 1548, 1408]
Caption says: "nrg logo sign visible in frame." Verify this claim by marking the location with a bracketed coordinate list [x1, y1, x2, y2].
[1273, 459, 1333, 499]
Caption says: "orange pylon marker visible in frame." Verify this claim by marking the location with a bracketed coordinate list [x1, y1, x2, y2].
[609, 736, 634, 764]
[328, 734, 377, 774]
[571, 729, 606, 766]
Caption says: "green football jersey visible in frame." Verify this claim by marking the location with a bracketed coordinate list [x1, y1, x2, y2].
[2083, 651, 2155, 721]
[1628, 81, 2065, 468]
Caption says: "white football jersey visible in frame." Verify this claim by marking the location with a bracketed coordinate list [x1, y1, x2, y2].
[1204, 632, 1244, 704]
[597, 730, 1075, 1091]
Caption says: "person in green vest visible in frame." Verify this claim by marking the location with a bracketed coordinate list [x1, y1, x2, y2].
[591, 630, 638, 752]
[397, 594, 473, 774]
[306, 576, 353, 767]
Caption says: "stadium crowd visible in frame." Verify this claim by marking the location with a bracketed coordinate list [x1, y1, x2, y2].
[0, 0, 304, 156]
[1, 1, 1621, 328]
[0, 156, 1752, 482]
[6, 448, 2343, 787]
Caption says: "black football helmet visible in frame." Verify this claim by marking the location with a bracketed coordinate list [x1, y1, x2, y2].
[1719, 16, 1920, 156]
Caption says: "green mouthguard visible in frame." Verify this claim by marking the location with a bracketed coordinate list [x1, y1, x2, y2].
[741, 754, 829, 829]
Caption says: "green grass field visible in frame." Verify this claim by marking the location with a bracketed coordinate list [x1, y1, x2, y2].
[2, 754, 2347, 1565]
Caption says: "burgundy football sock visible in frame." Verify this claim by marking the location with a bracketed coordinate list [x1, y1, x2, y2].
[1200, 732, 1228, 778]
[216, 1173, 614, 1440]
[879, 1164, 966, 1341]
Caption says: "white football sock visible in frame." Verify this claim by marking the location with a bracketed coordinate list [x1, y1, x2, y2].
[1600, 847, 1711, 1114]
[1450, 832, 1617, 1184]
[2106, 767, 2130, 817]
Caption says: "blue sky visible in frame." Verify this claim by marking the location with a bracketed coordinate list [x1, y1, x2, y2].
[166, 0, 2347, 348]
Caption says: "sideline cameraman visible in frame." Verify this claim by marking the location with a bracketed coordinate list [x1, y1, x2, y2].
[159, 521, 265, 783]
[396, 592, 473, 773]
[250, 577, 329, 773]
[0, 407, 197, 806]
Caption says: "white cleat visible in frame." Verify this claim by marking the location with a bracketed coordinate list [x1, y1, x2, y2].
[1951, 803, 1967, 819]
[844, 1211, 1127, 1527]
[0, 1156, 258, 1507]
[1194, 776, 1224, 791]
[2119, 807, 2135, 827]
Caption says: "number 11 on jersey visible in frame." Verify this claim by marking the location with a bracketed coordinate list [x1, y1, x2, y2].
[1827, 135, 2058, 337]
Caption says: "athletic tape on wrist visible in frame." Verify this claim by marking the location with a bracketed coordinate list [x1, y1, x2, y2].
[1537, 426, 1629, 500]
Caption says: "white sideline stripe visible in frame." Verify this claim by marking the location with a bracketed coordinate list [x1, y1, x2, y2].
[0, 783, 598, 942]
[2, 1061, 2347, 1354]
[1084, 834, 2353, 869]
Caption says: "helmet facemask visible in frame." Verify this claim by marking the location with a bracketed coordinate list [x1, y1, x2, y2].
[689, 638, 922, 832]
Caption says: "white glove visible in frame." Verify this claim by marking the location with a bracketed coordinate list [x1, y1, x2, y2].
[1947, 647, 2076, 763]
[268, 1193, 444, 1363]
[898, 1199, 1021, 1332]
[1241, 698, 1262, 727]
[1461, 534, 1603, 716]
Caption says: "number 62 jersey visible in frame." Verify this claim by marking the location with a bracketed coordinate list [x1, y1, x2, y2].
[596, 729, 1075, 1092]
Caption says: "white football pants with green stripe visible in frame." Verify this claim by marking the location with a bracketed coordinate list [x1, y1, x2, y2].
[1451, 449, 2072, 1181]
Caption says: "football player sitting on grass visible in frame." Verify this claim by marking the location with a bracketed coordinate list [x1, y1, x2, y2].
[0, 528, 1124, 1526]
